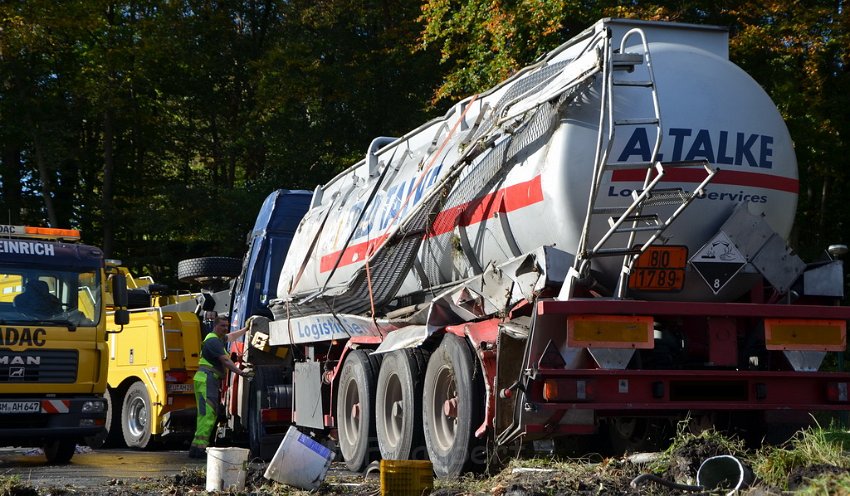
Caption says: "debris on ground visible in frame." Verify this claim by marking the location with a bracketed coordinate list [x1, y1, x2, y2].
[3, 426, 850, 495]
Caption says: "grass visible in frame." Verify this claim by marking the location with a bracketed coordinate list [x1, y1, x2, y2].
[425, 422, 850, 495]
[754, 423, 850, 490]
[0, 476, 39, 496]
[794, 472, 850, 496]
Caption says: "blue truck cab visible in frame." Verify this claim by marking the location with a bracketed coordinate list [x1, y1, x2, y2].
[229, 190, 311, 332]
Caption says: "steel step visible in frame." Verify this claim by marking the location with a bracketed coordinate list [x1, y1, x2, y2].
[589, 247, 643, 257]
[611, 53, 644, 67]
[613, 80, 654, 87]
[608, 214, 659, 228]
[639, 188, 689, 206]
[615, 117, 660, 126]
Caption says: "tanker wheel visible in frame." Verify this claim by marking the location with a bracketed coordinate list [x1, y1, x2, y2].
[336, 349, 382, 472]
[177, 257, 241, 288]
[423, 334, 485, 478]
[122, 381, 155, 449]
[84, 388, 123, 448]
[43, 439, 76, 464]
[376, 348, 430, 460]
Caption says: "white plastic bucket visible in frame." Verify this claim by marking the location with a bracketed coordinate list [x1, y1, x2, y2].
[264, 426, 335, 490]
[206, 447, 250, 492]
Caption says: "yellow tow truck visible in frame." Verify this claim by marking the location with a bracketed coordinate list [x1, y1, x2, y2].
[89, 258, 239, 448]
[0, 224, 128, 462]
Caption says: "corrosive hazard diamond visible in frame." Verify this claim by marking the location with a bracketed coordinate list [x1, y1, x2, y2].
[690, 231, 746, 294]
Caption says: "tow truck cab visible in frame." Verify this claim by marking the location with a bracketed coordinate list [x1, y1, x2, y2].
[0, 225, 120, 463]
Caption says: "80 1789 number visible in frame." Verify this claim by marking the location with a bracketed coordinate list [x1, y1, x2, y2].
[628, 246, 687, 292]
[629, 268, 680, 290]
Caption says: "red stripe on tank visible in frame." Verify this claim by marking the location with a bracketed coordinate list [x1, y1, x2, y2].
[319, 175, 544, 272]
[611, 168, 799, 193]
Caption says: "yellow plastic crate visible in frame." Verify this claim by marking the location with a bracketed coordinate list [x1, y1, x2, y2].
[380, 459, 433, 496]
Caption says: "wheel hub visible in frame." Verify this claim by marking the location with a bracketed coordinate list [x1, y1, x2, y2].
[391, 400, 403, 418]
[442, 397, 458, 419]
[129, 398, 148, 437]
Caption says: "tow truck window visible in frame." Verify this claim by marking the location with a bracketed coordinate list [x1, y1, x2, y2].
[0, 269, 101, 326]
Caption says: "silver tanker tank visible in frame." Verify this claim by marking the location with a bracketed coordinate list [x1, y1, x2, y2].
[274, 18, 797, 316]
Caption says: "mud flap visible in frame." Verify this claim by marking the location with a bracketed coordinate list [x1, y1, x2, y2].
[293, 361, 323, 429]
[494, 317, 530, 443]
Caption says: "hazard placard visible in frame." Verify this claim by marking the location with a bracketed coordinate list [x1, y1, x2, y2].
[690, 231, 746, 294]
[628, 245, 687, 291]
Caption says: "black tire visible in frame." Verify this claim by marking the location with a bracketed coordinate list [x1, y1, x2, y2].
[44, 439, 76, 464]
[122, 381, 154, 449]
[423, 334, 485, 478]
[376, 348, 429, 460]
[177, 257, 242, 284]
[336, 350, 382, 472]
[85, 388, 123, 448]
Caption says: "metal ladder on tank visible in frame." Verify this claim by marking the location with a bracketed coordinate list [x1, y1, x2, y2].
[566, 28, 717, 300]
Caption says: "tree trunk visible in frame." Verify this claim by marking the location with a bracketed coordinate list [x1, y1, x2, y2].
[29, 125, 59, 227]
[210, 113, 223, 185]
[818, 176, 828, 246]
[1, 145, 23, 224]
[102, 107, 116, 257]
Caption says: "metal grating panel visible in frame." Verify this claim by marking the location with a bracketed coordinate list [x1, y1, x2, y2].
[273, 53, 598, 320]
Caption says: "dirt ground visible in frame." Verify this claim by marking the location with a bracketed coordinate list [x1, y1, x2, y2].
[4, 434, 850, 495]
[153, 438, 850, 496]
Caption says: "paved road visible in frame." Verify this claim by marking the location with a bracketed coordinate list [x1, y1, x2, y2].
[0, 446, 207, 492]
[0, 446, 364, 494]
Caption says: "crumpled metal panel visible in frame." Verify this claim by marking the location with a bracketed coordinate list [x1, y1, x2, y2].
[425, 246, 571, 333]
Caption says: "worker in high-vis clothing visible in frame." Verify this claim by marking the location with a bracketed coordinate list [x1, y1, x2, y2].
[189, 315, 253, 458]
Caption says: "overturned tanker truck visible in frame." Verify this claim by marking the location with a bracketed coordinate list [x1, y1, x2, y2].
[231, 18, 850, 478]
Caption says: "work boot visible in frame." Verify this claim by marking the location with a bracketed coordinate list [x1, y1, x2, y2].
[188, 446, 206, 459]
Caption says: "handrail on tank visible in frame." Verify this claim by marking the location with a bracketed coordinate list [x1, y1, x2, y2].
[613, 28, 663, 297]
[497, 29, 607, 125]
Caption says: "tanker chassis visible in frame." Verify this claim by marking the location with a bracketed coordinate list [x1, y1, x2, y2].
[222, 19, 850, 477]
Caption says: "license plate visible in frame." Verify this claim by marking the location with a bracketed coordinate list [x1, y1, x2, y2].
[167, 383, 193, 393]
[628, 245, 687, 291]
[0, 401, 40, 414]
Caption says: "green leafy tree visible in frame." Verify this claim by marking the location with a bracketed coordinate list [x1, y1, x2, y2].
[0, 0, 99, 228]
[1, 0, 444, 287]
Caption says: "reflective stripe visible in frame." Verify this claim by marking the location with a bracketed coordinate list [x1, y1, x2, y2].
[198, 333, 225, 378]
[198, 365, 222, 380]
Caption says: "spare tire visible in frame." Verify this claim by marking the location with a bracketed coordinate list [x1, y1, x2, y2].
[177, 257, 242, 286]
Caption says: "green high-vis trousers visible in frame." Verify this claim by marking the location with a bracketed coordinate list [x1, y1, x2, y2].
[191, 369, 221, 449]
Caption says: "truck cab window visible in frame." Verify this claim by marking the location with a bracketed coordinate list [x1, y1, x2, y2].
[0, 269, 101, 326]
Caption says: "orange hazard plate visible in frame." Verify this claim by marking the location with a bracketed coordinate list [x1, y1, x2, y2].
[628, 246, 687, 292]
